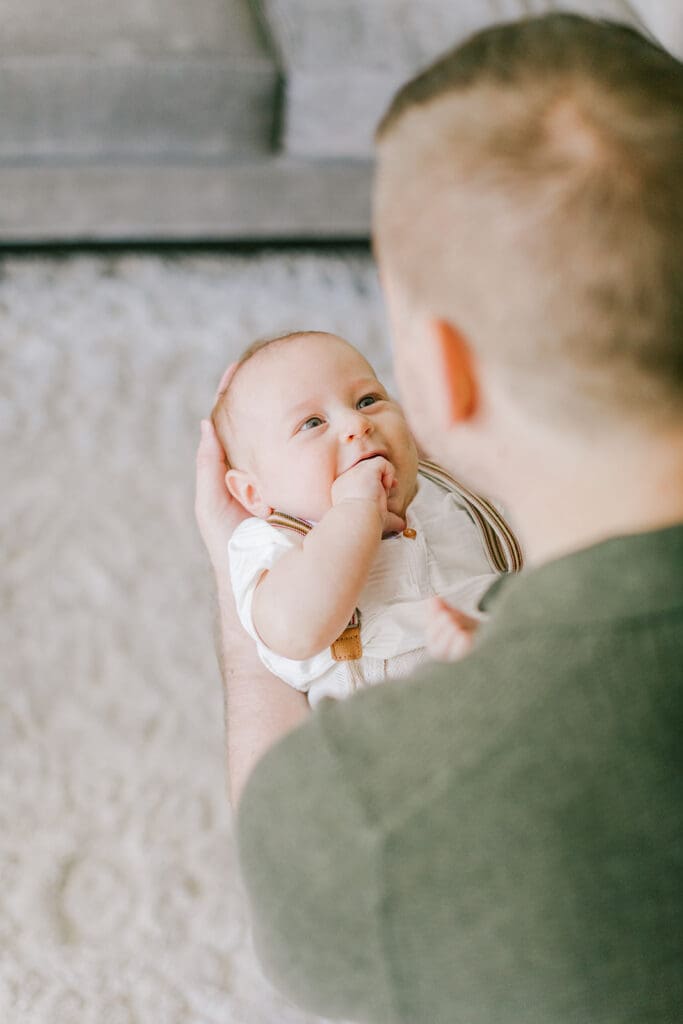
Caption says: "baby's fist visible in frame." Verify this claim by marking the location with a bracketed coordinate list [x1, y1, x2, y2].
[426, 596, 479, 663]
[331, 456, 396, 513]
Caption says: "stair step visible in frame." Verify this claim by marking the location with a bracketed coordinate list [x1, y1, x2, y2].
[0, 160, 373, 241]
[1, 0, 278, 160]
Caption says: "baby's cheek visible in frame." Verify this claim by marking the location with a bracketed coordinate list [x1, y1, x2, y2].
[306, 470, 335, 518]
[395, 410, 417, 444]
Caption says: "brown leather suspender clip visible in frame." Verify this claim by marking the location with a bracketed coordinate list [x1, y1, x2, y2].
[330, 609, 363, 662]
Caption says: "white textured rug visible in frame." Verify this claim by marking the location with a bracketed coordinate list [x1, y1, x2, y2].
[0, 251, 391, 1023]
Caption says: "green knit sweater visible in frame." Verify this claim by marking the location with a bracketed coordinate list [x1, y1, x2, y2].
[237, 524, 683, 1023]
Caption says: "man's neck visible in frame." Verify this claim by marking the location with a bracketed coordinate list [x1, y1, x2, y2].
[510, 432, 683, 568]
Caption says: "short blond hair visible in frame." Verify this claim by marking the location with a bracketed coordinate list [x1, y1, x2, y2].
[374, 14, 683, 430]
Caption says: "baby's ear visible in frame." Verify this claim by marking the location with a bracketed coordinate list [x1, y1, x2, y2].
[225, 468, 272, 519]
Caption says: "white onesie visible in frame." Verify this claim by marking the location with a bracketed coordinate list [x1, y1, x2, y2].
[228, 465, 522, 706]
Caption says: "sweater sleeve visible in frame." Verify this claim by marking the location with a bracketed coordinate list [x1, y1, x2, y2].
[236, 707, 398, 1023]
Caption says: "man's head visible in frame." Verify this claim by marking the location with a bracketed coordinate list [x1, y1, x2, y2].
[212, 331, 418, 523]
[373, 14, 683, 482]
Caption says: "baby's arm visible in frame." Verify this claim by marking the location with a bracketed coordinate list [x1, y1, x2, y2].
[426, 596, 479, 663]
[252, 457, 400, 660]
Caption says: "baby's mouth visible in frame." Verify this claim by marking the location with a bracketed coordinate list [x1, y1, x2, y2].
[352, 450, 389, 468]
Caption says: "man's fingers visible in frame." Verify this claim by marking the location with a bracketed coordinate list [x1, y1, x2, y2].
[198, 416, 223, 452]
[195, 419, 228, 519]
[196, 418, 226, 474]
[214, 362, 239, 401]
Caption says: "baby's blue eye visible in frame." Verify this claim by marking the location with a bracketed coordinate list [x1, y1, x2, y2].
[357, 394, 378, 409]
[300, 416, 324, 431]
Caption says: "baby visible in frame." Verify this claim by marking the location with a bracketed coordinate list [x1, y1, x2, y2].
[212, 330, 522, 705]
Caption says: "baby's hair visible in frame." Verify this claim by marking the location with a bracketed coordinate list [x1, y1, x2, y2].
[211, 330, 336, 467]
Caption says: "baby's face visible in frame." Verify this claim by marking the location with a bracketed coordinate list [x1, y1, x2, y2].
[228, 334, 419, 522]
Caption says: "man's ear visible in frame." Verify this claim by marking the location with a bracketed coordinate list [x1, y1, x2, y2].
[428, 319, 478, 426]
[225, 469, 272, 518]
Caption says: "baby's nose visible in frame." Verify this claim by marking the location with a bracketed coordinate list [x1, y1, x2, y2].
[341, 411, 371, 443]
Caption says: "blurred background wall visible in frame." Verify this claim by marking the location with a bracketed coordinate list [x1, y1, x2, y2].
[0, 0, 679, 243]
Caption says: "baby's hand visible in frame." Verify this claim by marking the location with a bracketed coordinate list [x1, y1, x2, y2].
[426, 596, 479, 663]
[332, 457, 397, 521]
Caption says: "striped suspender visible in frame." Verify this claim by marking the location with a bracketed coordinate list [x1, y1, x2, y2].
[266, 463, 523, 661]
[266, 510, 314, 538]
[417, 460, 524, 574]
[267, 465, 523, 574]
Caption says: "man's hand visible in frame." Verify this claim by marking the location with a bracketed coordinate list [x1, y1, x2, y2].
[195, 364, 249, 574]
[195, 417, 249, 571]
[195, 364, 310, 806]
[426, 596, 479, 662]
[331, 457, 406, 535]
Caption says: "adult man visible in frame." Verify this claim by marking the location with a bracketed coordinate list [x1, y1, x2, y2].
[195, 14, 682, 1023]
